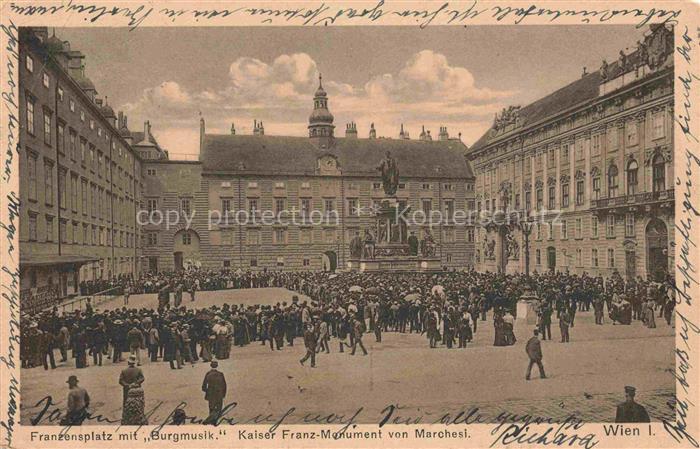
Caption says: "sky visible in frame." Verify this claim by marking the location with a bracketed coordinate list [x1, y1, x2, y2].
[57, 26, 647, 157]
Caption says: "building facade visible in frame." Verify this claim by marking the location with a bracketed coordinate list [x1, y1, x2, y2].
[141, 78, 476, 272]
[18, 28, 144, 312]
[467, 25, 675, 281]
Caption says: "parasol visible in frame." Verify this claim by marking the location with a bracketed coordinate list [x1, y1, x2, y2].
[349, 285, 363, 293]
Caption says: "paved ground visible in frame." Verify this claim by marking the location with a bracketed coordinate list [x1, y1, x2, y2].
[21, 288, 675, 425]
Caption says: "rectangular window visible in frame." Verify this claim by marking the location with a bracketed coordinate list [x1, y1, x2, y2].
[276, 257, 285, 267]
[535, 223, 542, 240]
[81, 180, 88, 215]
[303, 258, 310, 267]
[25, 55, 33, 72]
[221, 198, 231, 216]
[625, 213, 635, 237]
[69, 99, 75, 112]
[323, 229, 336, 243]
[576, 180, 585, 205]
[44, 160, 54, 205]
[26, 96, 35, 135]
[576, 218, 582, 239]
[42, 72, 49, 88]
[275, 198, 286, 215]
[80, 138, 86, 163]
[45, 216, 54, 242]
[180, 198, 191, 216]
[548, 148, 555, 164]
[514, 193, 521, 210]
[347, 198, 359, 217]
[57, 122, 65, 153]
[626, 121, 638, 146]
[274, 181, 285, 188]
[60, 220, 67, 243]
[422, 199, 432, 217]
[592, 134, 601, 156]
[525, 191, 532, 212]
[273, 228, 287, 244]
[27, 153, 37, 201]
[608, 248, 615, 267]
[606, 215, 615, 237]
[246, 229, 260, 245]
[444, 199, 454, 219]
[548, 186, 555, 209]
[28, 214, 37, 241]
[652, 112, 665, 139]
[592, 248, 599, 267]
[248, 198, 258, 215]
[593, 177, 601, 200]
[443, 183, 454, 191]
[300, 228, 312, 244]
[421, 183, 431, 190]
[536, 189, 543, 210]
[561, 183, 569, 208]
[147, 168, 157, 176]
[300, 198, 311, 217]
[324, 198, 335, 215]
[58, 169, 66, 209]
[536, 249, 541, 265]
[57, 87, 64, 101]
[301, 181, 310, 189]
[43, 110, 51, 144]
[576, 248, 582, 267]
[71, 175, 78, 211]
[467, 228, 475, 242]
[561, 220, 568, 239]
[69, 130, 77, 160]
[562, 144, 569, 160]
[147, 232, 158, 246]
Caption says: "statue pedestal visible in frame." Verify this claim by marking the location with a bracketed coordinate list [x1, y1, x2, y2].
[517, 290, 540, 324]
[347, 257, 441, 273]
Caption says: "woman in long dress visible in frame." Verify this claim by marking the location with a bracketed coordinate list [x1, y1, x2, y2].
[645, 299, 656, 328]
[493, 312, 506, 346]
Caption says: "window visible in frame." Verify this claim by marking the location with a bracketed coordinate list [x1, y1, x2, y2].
[443, 183, 454, 191]
[275, 198, 286, 215]
[625, 213, 635, 237]
[221, 198, 231, 216]
[444, 227, 455, 243]
[273, 228, 287, 244]
[576, 179, 584, 205]
[300, 198, 311, 217]
[182, 231, 192, 245]
[69, 99, 75, 112]
[81, 180, 88, 215]
[323, 229, 336, 243]
[535, 223, 542, 240]
[592, 176, 601, 200]
[28, 214, 37, 241]
[561, 183, 569, 208]
[45, 216, 54, 242]
[246, 229, 260, 245]
[536, 188, 543, 210]
[42, 110, 52, 144]
[627, 160, 638, 195]
[652, 112, 665, 139]
[347, 198, 359, 217]
[221, 230, 233, 245]
[607, 165, 619, 197]
[276, 257, 285, 267]
[562, 144, 569, 160]
[180, 198, 191, 216]
[626, 121, 638, 146]
[653, 154, 666, 192]
[444, 199, 454, 220]
[592, 134, 601, 156]
[548, 148, 555, 164]
[147, 198, 158, 214]
[372, 182, 381, 190]
[146, 232, 158, 246]
[57, 123, 64, 153]
[515, 193, 521, 210]
[223, 260, 231, 268]
[57, 87, 64, 101]
[324, 198, 335, 215]
[80, 110, 85, 122]
[26, 96, 35, 135]
[27, 153, 37, 201]
[246, 198, 258, 216]
[536, 249, 541, 265]
[607, 127, 618, 150]
[60, 220, 67, 243]
[147, 168, 156, 176]
[44, 160, 54, 205]
[42, 72, 49, 88]
[592, 248, 599, 267]
[303, 258, 310, 267]
[575, 140, 584, 161]
[576, 218, 582, 238]
[548, 222, 554, 240]
[422, 199, 432, 217]
[274, 181, 285, 189]
[300, 228, 312, 244]
[606, 215, 615, 237]
[608, 248, 615, 267]
[80, 138, 86, 163]
[548, 185, 555, 209]
[58, 170, 66, 209]
[250, 258, 258, 267]
[467, 228, 475, 242]
[301, 181, 310, 189]
[561, 220, 568, 239]
[71, 175, 78, 211]
[25, 54, 33, 72]
[89, 119, 94, 130]
[576, 248, 582, 266]
[525, 191, 532, 212]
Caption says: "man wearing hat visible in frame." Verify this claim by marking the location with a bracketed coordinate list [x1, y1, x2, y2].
[615, 386, 650, 422]
[60, 375, 90, 425]
[119, 355, 145, 408]
[202, 360, 227, 424]
[300, 323, 318, 367]
[525, 329, 546, 380]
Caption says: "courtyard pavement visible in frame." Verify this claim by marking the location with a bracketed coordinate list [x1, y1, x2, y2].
[21, 287, 675, 425]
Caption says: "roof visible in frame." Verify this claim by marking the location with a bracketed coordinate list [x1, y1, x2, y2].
[131, 131, 159, 148]
[469, 34, 669, 154]
[201, 134, 473, 179]
[20, 254, 100, 267]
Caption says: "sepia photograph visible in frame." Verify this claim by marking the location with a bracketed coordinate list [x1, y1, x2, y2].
[13, 21, 678, 432]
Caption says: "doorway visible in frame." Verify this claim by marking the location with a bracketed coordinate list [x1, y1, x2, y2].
[646, 218, 668, 282]
[174, 252, 184, 272]
[322, 251, 337, 272]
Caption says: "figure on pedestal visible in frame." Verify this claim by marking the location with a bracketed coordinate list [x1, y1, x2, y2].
[377, 151, 399, 196]
[349, 231, 363, 259]
[420, 229, 437, 257]
[362, 229, 376, 259]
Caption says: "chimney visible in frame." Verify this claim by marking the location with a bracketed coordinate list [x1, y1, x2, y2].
[231, 122, 236, 135]
[345, 122, 358, 139]
[439, 126, 449, 141]
[426, 130, 432, 141]
[582, 66, 588, 77]
[419, 125, 426, 141]
[369, 123, 376, 139]
[95, 98, 103, 107]
[118, 111, 124, 129]
[259, 121, 264, 136]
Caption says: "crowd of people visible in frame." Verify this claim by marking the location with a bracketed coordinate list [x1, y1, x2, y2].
[21, 268, 676, 372]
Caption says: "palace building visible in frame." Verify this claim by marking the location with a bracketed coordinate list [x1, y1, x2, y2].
[18, 28, 144, 312]
[467, 24, 675, 281]
[141, 76, 476, 273]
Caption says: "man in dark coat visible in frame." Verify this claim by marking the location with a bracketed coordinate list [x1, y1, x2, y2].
[299, 323, 318, 367]
[615, 386, 650, 422]
[408, 232, 419, 256]
[202, 360, 227, 423]
[525, 329, 546, 380]
[119, 355, 145, 407]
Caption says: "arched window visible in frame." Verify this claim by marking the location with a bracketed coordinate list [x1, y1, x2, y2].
[626, 160, 638, 195]
[653, 154, 665, 192]
[608, 165, 619, 197]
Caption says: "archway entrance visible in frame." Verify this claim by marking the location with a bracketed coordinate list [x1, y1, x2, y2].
[322, 251, 337, 272]
[547, 246, 556, 272]
[646, 218, 668, 282]
[173, 229, 201, 272]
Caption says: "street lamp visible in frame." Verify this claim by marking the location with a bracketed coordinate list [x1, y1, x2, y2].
[518, 212, 535, 277]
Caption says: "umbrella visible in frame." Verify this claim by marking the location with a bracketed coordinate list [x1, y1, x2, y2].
[328, 274, 339, 279]
[349, 285, 363, 293]
[431, 285, 445, 297]
[404, 293, 421, 301]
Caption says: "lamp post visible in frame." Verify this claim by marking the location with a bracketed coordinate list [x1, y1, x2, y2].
[518, 212, 535, 277]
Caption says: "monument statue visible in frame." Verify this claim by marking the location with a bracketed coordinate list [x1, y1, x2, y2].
[420, 229, 437, 257]
[362, 228, 376, 259]
[377, 151, 399, 196]
[349, 231, 363, 259]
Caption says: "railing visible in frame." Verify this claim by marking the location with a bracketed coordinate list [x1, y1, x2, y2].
[591, 189, 674, 209]
[52, 286, 123, 314]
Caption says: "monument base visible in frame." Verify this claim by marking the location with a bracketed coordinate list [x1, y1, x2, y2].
[347, 257, 442, 273]
[516, 290, 540, 324]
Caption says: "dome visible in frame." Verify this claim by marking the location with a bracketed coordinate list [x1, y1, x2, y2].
[74, 74, 96, 91]
[309, 108, 334, 124]
[100, 104, 116, 119]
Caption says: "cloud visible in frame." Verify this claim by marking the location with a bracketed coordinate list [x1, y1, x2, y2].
[120, 50, 514, 155]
